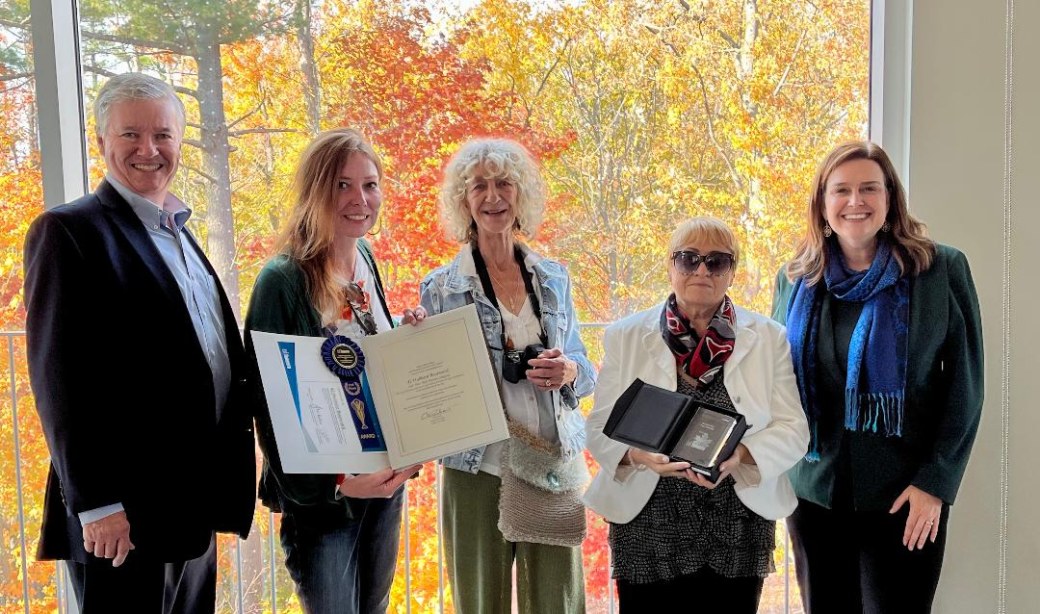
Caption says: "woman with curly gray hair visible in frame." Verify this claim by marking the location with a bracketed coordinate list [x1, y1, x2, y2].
[420, 138, 596, 613]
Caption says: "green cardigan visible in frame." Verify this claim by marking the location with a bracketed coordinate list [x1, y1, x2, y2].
[772, 244, 984, 510]
[244, 240, 393, 519]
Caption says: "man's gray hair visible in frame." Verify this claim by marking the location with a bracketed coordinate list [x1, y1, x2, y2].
[94, 73, 186, 135]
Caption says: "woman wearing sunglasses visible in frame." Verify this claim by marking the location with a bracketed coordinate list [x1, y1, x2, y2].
[772, 141, 983, 614]
[244, 129, 425, 614]
[584, 217, 809, 612]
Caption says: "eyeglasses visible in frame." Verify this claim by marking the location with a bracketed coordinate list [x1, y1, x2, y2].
[343, 281, 378, 336]
[671, 251, 735, 276]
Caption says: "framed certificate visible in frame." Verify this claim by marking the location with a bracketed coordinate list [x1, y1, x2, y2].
[362, 304, 509, 468]
[251, 304, 509, 473]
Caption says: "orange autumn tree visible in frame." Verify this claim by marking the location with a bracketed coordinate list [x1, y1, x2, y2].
[290, 3, 571, 610]
[1, 6, 65, 611]
[1, 0, 868, 612]
[202, 0, 574, 610]
[316, 0, 571, 308]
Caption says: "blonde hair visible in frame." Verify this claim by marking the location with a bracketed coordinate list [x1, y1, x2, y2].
[277, 128, 384, 325]
[667, 217, 741, 267]
[439, 139, 545, 243]
[787, 141, 935, 285]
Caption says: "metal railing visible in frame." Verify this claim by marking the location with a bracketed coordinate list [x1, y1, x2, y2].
[1, 328, 798, 614]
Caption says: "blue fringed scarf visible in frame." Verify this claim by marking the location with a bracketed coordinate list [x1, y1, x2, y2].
[786, 239, 910, 461]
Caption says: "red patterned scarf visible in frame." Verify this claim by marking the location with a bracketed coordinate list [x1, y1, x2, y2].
[661, 294, 737, 386]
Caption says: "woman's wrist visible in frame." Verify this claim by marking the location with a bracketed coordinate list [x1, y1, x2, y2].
[563, 356, 579, 384]
[736, 443, 756, 466]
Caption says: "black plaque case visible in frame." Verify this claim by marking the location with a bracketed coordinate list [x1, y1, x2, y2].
[603, 378, 749, 482]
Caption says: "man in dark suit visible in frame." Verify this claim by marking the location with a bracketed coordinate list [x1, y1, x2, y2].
[23, 72, 255, 614]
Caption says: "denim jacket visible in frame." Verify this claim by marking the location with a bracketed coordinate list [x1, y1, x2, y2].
[419, 243, 596, 473]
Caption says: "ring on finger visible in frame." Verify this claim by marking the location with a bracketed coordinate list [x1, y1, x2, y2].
[544, 378, 552, 387]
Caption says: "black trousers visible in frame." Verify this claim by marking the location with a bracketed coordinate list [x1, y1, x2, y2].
[788, 498, 949, 614]
[67, 532, 217, 614]
[617, 567, 764, 613]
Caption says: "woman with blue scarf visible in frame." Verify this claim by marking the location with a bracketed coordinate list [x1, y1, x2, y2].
[773, 141, 983, 614]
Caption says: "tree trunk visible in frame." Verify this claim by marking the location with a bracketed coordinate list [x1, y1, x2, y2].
[195, 31, 262, 611]
[194, 28, 241, 319]
[738, 0, 765, 303]
[297, 0, 322, 135]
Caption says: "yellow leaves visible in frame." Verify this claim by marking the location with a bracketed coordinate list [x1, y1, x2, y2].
[0, 0, 870, 608]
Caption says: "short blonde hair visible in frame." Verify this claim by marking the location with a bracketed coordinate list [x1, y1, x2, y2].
[439, 139, 545, 243]
[667, 217, 741, 266]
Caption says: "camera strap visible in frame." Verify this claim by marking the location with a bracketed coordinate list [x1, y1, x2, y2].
[471, 243, 548, 349]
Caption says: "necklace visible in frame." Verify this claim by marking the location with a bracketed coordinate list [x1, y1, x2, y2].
[486, 262, 526, 315]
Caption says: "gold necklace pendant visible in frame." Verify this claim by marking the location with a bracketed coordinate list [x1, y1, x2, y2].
[488, 266, 524, 314]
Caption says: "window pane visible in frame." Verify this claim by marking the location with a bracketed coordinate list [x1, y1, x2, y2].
[1, 0, 39, 332]
[2, 4, 64, 613]
[72, 0, 869, 612]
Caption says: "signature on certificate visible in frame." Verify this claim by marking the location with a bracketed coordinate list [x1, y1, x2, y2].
[421, 407, 450, 421]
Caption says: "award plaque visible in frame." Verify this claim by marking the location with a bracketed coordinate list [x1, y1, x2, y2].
[670, 403, 743, 481]
[603, 378, 749, 482]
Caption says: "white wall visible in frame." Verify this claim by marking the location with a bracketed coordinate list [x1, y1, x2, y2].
[899, 0, 1039, 611]
[1006, 1, 1040, 611]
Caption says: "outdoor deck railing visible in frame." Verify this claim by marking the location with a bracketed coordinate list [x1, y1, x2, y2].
[1, 328, 798, 614]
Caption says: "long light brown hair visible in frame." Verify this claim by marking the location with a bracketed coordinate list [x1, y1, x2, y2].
[787, 141, 935, 285]
[277, 128, 384, 325]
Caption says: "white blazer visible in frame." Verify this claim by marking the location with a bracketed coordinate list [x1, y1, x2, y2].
[582, 303, 810, 523]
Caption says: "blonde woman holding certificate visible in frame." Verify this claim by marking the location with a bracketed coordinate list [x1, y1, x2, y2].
[245, 129, 424, 614]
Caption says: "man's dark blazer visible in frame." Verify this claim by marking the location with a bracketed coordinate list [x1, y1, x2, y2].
[23, 180, 256, 564]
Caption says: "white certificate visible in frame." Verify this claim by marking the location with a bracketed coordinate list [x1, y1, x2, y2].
[251, 304, 508, 472]
[363, 304, 509, 468]
[251, 330, 392, 474]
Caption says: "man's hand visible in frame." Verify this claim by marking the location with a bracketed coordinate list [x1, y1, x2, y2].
[338, 464, 425, 499]
[82, 511, 134, 567]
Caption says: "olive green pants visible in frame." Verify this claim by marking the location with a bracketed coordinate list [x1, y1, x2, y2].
[441, 467, 586, 614]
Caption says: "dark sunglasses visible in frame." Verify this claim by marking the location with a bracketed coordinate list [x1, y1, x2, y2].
[671, 251, 735, 276]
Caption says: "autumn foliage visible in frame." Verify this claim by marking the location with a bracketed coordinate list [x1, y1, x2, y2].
[1, 0, 867, 611]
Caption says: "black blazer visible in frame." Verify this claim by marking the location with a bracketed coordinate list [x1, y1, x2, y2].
[23, 180, 256, 563]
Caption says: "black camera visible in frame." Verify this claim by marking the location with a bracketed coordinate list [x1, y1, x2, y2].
[502, 343, 546, 384]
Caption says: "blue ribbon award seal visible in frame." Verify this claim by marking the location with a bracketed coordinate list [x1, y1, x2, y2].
[320, 336, 386, 452]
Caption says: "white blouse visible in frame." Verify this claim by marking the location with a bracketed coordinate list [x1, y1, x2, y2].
[479, 292, 560, 476]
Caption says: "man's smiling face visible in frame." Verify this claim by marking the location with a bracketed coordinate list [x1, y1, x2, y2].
[97, 97, 182, 204]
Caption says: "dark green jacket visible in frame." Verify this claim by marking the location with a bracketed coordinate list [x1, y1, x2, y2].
[244, 240, 393, 521]
[772, 244, 983, 509]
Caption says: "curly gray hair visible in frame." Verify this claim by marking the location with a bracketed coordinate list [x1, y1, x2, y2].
[94, 73, 186, 136]
[439, 139, 546, 243]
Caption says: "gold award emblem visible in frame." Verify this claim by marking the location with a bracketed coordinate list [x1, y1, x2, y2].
[332, 344, 358, 370]
[344, 381, 362, 396]
[351, 398, 368, 430]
